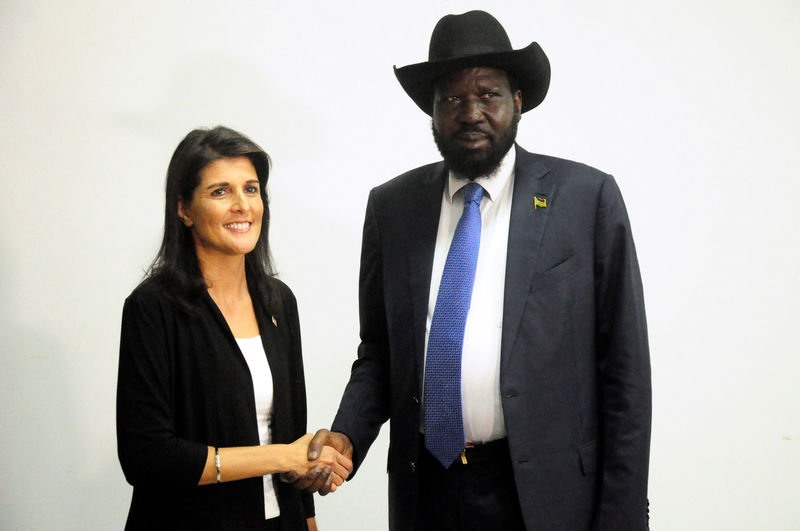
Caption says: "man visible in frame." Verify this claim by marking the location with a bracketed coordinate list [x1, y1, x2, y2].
[295, 10, 651, 530]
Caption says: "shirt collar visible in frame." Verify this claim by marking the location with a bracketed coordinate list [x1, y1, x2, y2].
[446, 146, 516, 203]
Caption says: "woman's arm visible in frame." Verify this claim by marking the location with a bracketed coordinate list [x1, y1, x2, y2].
[196, 433, 352, 487]
[118, 290, 353, 490]
[117, 291, 210, 487]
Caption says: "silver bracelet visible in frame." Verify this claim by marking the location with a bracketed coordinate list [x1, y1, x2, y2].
[215, 447, 221, 483]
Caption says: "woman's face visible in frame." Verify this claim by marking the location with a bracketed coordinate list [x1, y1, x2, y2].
[178, 156, 264, 258]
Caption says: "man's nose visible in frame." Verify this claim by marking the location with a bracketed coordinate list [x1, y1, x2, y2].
[457, 98, 483, 123]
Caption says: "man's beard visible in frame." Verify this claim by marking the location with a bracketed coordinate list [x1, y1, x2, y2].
[432, 115, 519, 180]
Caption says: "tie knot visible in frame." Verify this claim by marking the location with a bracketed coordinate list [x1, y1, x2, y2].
[461, 182, 484, 207]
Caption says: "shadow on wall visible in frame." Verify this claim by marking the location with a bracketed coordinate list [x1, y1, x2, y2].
[0, 245, 83, 528]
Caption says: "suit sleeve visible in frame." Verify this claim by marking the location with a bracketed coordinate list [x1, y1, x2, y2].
[331, 190, 392, 474]
[116, 292, 209, 488]
[592, 176, 651, 530]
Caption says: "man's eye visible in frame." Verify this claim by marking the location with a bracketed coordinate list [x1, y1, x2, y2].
[481, 92, 497, 99]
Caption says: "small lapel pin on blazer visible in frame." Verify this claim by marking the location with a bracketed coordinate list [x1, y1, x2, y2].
[271, 315, 278, 327]
[533, 195, 547, 210]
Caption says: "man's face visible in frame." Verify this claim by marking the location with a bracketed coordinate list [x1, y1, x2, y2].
[432, 67, 522, 179]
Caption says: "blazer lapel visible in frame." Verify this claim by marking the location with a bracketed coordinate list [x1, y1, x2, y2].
[501, 146, 554, 370]
[252, 291, 290, 443]
[407, 163, 447, 374]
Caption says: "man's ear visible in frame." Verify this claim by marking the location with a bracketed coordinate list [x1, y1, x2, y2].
[177, 197, 193, 227]
[513, 89, 522, 116]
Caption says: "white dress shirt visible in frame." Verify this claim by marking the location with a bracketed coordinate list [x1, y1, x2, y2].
[424, 147, 516, 444]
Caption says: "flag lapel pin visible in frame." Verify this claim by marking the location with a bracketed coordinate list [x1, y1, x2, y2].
[533, 195, 547, 210]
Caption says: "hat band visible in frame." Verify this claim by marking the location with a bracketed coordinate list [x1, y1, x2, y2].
[431, 43, 513, 62]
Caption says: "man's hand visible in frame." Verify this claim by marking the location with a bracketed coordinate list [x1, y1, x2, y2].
[284, 433, 352, 493]
[281, 429, 354, 494]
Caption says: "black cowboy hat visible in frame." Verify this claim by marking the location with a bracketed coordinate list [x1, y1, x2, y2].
[394, 10, 550, 116]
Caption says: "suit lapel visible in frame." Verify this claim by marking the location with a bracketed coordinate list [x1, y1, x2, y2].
[408, 163, 447, 374]
[252, 291, 290, 442]
[501, 146, 554, 370]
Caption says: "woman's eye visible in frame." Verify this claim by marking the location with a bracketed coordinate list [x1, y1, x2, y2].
[211, 188, 226, 197]
[245, 185, 259, 194]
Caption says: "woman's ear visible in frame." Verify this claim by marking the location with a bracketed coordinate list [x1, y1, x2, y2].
[177, 197, 193, 227]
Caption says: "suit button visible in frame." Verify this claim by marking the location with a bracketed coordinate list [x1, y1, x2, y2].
[410, 461, 416, 473]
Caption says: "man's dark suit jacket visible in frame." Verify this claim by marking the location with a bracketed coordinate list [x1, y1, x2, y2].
[332, 145, 651, 530]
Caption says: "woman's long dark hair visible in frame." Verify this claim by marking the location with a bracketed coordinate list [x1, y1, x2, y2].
[146, 126, 278, 313]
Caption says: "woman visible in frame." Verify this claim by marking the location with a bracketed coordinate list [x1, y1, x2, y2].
[116, 126, 350, 530]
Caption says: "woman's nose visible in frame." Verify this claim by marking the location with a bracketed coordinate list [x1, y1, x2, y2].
[231, 190, 250, 212]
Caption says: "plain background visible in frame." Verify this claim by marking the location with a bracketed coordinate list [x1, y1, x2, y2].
[1, 1, 798, 529]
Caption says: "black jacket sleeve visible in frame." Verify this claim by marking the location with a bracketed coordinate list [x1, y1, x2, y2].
[116, 291, 209, 488]
[592, 176, 651, 530]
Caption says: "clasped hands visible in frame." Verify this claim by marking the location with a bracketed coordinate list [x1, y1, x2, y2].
[284, 429, 353, 494]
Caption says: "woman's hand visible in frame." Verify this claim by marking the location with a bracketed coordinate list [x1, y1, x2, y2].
[281, 429, 354, 494]
[286, 434, 353, 491]
[196, 437, 353, 486]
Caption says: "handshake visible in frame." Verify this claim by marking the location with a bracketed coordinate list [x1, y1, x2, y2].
[283, 429, 354, 494]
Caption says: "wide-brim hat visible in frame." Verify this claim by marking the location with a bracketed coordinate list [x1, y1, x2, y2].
[394, 10, 550, 116]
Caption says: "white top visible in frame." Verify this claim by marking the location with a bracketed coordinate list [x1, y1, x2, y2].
[424, 147, 516, 444]
[235, 335, 280, 520]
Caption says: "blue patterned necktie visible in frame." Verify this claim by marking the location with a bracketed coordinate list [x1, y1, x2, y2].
[424, 182, 484, 468]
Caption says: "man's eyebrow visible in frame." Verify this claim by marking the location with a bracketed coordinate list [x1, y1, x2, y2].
[476, 82, 503, 90]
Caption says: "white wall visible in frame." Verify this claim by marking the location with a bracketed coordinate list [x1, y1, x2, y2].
[1, 1, 798, 529]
